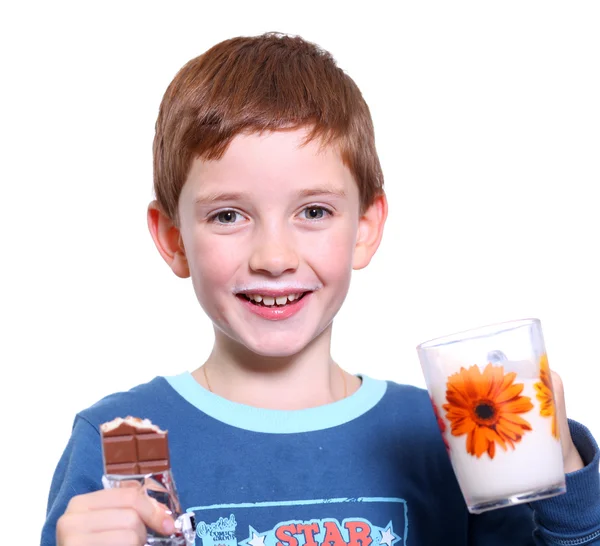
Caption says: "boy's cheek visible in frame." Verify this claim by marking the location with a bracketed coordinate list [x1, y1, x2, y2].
[304, 227, 357, 258]
[308, 242, 353, 265]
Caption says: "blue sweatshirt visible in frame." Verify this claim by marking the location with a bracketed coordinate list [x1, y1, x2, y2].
[42, 374, 600, 545]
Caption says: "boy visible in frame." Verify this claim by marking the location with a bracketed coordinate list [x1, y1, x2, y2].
[43, 33, 599, 545]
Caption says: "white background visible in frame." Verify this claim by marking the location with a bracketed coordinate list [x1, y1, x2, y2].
[1, 1, 598, 540]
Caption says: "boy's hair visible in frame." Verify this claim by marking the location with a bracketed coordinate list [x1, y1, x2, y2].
[153, 32, 384, 223]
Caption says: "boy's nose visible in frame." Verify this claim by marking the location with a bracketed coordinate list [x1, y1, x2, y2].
[248, 231, 299, 276]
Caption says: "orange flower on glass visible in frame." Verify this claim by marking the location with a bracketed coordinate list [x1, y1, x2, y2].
[534, 354, 559, 440]
[443, 363, 534, 459]
[431, 397, 450, 452]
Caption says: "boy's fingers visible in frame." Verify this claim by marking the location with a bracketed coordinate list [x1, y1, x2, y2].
[551, 370, 585, 472]
[132, 492, 177, 535]
[93, 529, 144, 546]
[59, 508, 147, 537]
[61, 529, 142, 546]
[66, 487, 175, 534]
[550, 371, 569, 436]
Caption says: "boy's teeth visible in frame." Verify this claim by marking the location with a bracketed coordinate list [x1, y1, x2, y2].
[246, 293, 302, 306]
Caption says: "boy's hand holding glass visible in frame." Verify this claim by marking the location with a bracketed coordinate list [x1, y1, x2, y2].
[418, 318, 583, 513]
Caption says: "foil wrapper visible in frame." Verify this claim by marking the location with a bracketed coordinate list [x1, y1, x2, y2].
[102, 471, 195, 546]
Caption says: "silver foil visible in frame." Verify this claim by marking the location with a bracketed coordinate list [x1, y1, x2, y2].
[102, 471, 195, 546]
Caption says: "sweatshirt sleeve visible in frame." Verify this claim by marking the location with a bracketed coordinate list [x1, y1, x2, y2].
[529, 420, 600, 545]
[469, 420, 600, 545]
[40, 415, 105, 546]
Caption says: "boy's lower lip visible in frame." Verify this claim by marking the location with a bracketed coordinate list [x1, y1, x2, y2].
[237, 292, 311, 320]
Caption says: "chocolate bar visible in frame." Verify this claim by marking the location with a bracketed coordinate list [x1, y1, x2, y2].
[100, 416, 170, 475]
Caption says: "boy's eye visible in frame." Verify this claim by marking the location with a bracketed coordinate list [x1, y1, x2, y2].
[213, 210, 240, 224]
[302, 206, 329, 220]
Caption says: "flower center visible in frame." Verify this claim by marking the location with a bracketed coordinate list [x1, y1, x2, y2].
[474, 401, 496, 421]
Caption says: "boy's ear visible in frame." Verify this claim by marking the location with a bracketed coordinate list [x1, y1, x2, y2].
[147, 201, 190, 278]
[353, 192, 388, 270]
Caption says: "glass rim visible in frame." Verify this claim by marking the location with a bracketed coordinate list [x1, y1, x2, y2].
[416, 318, 541, 351]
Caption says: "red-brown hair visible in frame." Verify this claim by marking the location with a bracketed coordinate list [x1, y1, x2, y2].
[153, 32, 384, 222]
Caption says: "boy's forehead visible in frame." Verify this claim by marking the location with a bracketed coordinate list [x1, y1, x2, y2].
[184, 129, 353, 195]
[225, 127, 340, 159]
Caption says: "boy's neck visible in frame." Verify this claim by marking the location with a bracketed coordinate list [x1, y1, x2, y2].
[191, 326, 360, 410]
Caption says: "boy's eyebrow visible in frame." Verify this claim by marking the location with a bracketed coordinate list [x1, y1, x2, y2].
[297, 186, 347, 199]
[194, 186, 347, 205]
[194, 191, 246, 205]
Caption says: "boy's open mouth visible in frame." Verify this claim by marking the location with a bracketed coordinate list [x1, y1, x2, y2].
[237, 292, 309, 307]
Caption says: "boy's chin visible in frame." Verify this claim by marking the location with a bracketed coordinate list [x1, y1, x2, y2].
[224, 331, 320, 360]
[213, 319, 332, 360]
[241, 338, 311, 359]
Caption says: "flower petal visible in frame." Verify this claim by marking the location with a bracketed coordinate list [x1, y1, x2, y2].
[482, 426, 508, 451]
[495, 382, 525, 404]
[499, 397, 534, 414]
[443, 362, 533, 459]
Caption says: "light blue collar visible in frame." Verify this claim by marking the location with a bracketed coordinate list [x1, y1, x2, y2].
[165, 372, 387, 434]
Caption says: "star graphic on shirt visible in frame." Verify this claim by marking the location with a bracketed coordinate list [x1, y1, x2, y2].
[248, 532, 266, 546]
[380, 526, 397, 546]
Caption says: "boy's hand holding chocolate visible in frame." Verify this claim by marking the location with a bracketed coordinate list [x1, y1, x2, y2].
[99, 416, 195, 545]
[56, 486, 176, 546]
[55, 416, 192, 546]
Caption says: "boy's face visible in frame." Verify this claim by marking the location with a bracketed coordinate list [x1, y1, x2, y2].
[152, 128, 386, 358]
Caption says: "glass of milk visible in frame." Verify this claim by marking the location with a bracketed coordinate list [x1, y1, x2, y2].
[417, 318, 566, 513]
